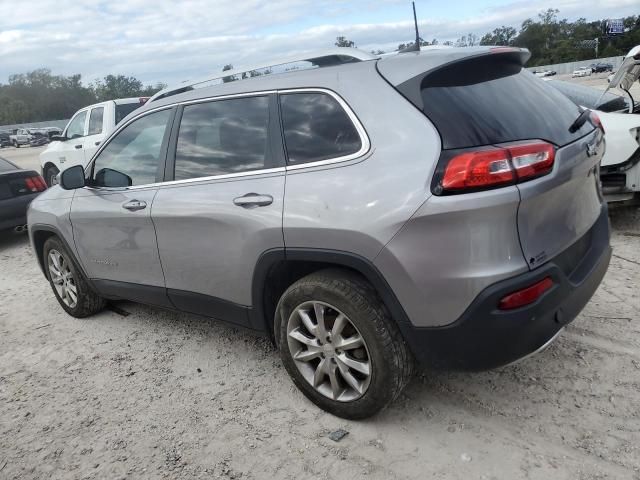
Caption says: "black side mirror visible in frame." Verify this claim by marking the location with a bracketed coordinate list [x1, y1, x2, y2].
[59, 165, 86, 190]
[94, 168, 133, 188]
[50, 135, 66, 142]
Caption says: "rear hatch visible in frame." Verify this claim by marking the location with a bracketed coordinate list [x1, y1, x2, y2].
[378, 48, 604, 269]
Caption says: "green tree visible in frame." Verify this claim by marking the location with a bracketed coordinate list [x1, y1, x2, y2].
[480, 26, 517, 45]
[335, 36, 356, 48]
[222, 64, 236, 83]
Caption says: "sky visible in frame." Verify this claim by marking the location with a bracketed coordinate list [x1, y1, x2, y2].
[0, 0, 637, 87]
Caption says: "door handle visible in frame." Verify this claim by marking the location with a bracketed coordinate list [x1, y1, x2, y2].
[122, 200, 147, 211]
[233, 193, 273, 208]
[74, 144, 82, 149]
[94, 141, 101, 146]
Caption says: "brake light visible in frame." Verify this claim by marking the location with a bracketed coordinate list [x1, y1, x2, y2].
[24, 175, 47, 192]
[437, 140, 555, 194]
[589, 111, 604, 133]
[441, 149, 514, 191]
[498, 277, 554, 310]
[509, 142, 555, 181]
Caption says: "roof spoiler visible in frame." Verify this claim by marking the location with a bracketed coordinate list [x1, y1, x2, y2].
[378, 47, 530, 111]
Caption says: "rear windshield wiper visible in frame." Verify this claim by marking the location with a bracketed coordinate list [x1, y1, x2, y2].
[569, 108, 591, 134]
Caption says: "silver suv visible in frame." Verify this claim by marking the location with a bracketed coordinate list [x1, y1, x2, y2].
[28, 47, 611, 419]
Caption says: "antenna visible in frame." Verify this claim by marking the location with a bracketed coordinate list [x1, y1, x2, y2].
[399, 2, 421, 53]
[413, 2, 420, 51]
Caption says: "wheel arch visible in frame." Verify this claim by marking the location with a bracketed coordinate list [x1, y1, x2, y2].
[30, 225, 88, 281]
[250, 248, 413, 346]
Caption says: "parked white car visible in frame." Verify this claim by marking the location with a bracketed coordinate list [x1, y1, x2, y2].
[39, 98, 148, 186]
[572, 67, 592, 78]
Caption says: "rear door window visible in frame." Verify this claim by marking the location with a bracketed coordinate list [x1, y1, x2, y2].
[173, 96, 270, 180]
[88, 107, 104, 135]
[279, 92, 362, 165]
[418, 57, 593, 149]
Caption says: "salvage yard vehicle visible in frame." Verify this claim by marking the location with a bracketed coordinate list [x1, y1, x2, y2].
[548, 46, 640, 204]
[572, 66, 592, 77]
[0, 156, 47, 232]
[10, 128, 33, 147]
[28, 46, 611, 419]
[0, 131, 10, 148]
[39, 97, 148, 186]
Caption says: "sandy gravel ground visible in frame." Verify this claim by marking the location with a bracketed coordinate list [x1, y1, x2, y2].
[1, 210, 638, 480]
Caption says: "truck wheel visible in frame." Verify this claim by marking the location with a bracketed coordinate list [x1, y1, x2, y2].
[44, 166, 60, 187]
[13, 141, 18, 148]
[276, 268, 415, 419]
[43, 236, 106, 318]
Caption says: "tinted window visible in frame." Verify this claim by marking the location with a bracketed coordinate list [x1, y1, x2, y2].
[88, 107, 104, 135]
[174, 96, 269, 180]
[418, 57, 593, 149]
[115, 102, 142, 124]
[280, 93, 362, 164]
[66, 111, 87, 139]
[92, 109, 171, 187]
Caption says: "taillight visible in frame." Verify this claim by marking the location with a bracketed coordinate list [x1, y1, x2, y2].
[509, 142, 555, 181]
[589, 111, 604, 133]
[498, 276, 554, 310]
[435, 140, 555, 195]
[24, 175, 47, 192]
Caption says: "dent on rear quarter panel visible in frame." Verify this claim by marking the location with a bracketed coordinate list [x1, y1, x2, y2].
[282, 62, 441, 260]
[374, 186, 529, 328]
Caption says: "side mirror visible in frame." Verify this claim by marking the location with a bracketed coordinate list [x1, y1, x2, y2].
[50, 135, 66, 142]
[59, 165, 86, 190]
[94, 168, 133, 188]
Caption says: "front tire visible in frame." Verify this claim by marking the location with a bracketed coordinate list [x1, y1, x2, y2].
[44, 165, 60, 187]
[43, 236, 106, 318]
[276, 269, 414, 419]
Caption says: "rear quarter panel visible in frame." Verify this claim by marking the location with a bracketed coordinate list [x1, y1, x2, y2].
[282, 63, 441, 260]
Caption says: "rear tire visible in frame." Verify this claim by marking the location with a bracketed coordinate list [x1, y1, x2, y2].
[44, 165, 60, 187]
[276, 269, 414, 419]
[43, 236, 106, 318]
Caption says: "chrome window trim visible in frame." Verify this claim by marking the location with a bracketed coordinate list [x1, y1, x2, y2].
[84, 87, 370, 191]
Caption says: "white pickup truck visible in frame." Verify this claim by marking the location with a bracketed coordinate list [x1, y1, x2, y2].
[39, 97, 148, 186]
[10, 128, 33, 147]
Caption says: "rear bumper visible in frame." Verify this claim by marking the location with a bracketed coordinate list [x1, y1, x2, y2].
[0, 194, 39, 230]
[403, 205, 611, 370]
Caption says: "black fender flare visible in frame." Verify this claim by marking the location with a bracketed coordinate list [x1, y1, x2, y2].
[250, 248, 414, 341]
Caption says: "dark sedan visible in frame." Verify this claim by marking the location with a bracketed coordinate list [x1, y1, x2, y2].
[0, 156, 47, 231]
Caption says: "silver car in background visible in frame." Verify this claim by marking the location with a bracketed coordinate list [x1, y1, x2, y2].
[27, 46, 611, 419]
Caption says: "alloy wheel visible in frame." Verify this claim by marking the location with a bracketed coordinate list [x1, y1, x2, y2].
[287, 301, 371, 402]
[47, 249, 78, 308]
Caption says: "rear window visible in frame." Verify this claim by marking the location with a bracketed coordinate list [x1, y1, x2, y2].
[418, 56, 593, 149]
[115, 103, 142, 124]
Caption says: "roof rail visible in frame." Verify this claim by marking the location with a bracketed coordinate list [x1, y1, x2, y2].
[148, 48, 378, 103]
